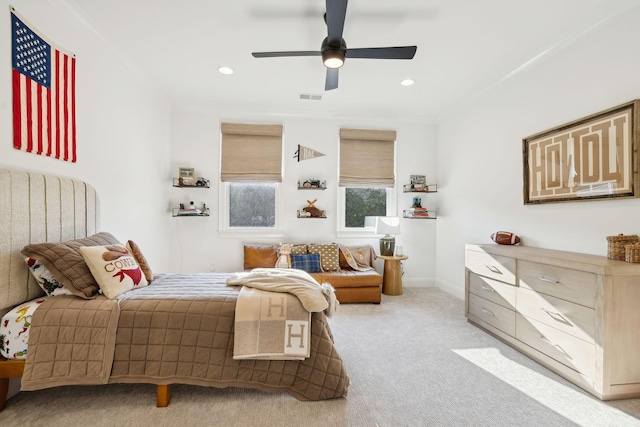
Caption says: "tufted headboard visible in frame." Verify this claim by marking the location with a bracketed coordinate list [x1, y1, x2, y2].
[0, 170, 99, 316]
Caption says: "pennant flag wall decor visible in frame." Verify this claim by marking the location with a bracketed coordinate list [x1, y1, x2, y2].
[11, 8, 77, 162]
[294, 144, 325, 162]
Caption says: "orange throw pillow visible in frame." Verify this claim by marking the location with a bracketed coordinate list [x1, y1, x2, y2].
[126, 240, 153, 282]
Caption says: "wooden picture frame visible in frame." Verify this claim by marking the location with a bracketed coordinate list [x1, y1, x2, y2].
[178, 167, 195, 186]
[523, 100, 640, 204]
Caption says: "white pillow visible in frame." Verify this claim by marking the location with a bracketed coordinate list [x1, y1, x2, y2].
[79, 244, 148, 299]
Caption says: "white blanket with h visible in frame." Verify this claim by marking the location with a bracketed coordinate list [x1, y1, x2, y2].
[233, 286, 310, 360]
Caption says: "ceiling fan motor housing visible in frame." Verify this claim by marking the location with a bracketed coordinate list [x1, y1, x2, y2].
[321, 37, 347, 68]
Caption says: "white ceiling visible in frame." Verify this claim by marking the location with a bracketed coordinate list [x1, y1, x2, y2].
[65, 0, 635, 121]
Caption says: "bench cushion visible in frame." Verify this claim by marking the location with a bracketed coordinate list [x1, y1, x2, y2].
[310, 269, 382, 289]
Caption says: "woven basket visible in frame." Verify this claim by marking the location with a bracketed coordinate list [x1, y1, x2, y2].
[625, 243, 640, 263]
[607, 234, 639, 260]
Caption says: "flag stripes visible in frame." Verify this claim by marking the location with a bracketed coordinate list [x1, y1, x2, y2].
[11, 9, 77, 163]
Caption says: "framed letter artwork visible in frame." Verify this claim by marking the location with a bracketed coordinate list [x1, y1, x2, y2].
[178, 167, 195, 186]
[523, 100, 640, 204]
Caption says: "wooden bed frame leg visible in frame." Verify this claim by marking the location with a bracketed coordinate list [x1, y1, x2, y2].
[0, 377, 9, 412]
[0, 358, 25, 412]
[156, 384, 170, 407]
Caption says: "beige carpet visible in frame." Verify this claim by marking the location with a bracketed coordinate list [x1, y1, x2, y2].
[3, 288, 640, 426]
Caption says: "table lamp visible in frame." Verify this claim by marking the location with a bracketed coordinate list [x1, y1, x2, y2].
[375, 216, 401, 256]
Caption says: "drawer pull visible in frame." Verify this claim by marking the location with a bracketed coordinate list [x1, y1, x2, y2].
[481, 285, 495, 292]
[540, 307, 561, 317]
[540, 307, 569, 324]
[539, 335, 554, 345]
[539, 336, 571, 358]
[538, 276, 560, 284]
[484, 264, 503, 274]
[481, 307, 495, 316]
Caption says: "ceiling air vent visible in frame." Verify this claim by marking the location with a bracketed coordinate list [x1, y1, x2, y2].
[299, 94, 322, 101]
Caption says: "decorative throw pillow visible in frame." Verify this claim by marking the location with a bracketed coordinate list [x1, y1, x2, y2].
[342, 244, 375, 271]
[79, 244, 148, 299]
[308, 243, 340, 272]
[126, 240, 153, 282]
[244, 244, 279, 269]
[21, 232, 122, 299]
[290, 244, 308, 255]
[290, 253, 322, 273]
[338, 245, 352, 269]
[24, 257, 72, 296]
[0, 297, 48, 360]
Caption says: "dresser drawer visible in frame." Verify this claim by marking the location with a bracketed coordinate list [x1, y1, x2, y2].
[468, 272, 516, 309]
[516, 287, 595, 344]
[518, 260, 596, 308]
[466, 250, 516, 285]
[468, 293, 515, 336]
[516, 314, 594, 379]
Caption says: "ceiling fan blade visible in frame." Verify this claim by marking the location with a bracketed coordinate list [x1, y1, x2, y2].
[252, 51, 321, 58]
[326, 0, 348, 45]
[346, 46, 417, 60]
[325, 68, 339, 91]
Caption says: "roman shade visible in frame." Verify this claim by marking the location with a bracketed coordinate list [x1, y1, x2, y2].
[339, 128, 396, 188]
[220, 123, 283, 182]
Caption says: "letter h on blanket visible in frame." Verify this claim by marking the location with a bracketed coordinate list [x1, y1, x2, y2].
[234, 286, 311, 360]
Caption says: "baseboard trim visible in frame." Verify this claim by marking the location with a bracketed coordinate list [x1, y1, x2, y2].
[384, 276, 465, 300]
[434, 278, 465, 300]
[402, 277, 435, 287]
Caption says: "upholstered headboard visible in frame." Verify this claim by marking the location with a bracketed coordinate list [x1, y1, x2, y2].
[0, 170, 99, 316]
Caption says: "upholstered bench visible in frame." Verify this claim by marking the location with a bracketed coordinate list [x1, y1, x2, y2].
[243, 244, 382, 304]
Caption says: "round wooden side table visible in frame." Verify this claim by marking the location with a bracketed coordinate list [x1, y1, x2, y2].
[377, 255, 408, 295]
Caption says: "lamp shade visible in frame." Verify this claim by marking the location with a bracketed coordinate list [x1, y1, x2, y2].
[374, 216, 401, 236]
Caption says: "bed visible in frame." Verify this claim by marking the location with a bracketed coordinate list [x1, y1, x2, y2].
[0, 169, 349, 410]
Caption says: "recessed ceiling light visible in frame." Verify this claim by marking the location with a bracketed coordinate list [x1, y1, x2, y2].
[400, 79, 415, 87]
[218, 66, 234, 75]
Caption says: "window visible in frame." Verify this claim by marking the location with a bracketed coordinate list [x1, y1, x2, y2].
[344, 187, 387, 227]
[339, 128, 397, 231]
[219, 123, 283, 232]
[228, 183, 276, 227]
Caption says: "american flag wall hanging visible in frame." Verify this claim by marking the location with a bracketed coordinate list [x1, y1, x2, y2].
[11, 7, 77, 162]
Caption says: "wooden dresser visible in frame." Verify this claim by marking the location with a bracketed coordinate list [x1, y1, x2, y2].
[465, 243, 640, 400]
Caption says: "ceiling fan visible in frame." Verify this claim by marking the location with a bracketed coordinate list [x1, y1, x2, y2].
[251, 0, 417, 91]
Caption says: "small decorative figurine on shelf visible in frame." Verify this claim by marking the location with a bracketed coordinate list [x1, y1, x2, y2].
[196, 177, 209, 187]
[412, 197, 422, 208]
[301, 199, 326, 217]
[299, 179, 326, 189]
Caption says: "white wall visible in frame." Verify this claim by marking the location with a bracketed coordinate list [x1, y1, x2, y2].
[168, 108, 438, 285]
[435, 4, 640, 298]
[0, 0, 172, 269]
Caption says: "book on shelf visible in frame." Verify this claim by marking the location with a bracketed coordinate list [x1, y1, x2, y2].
[405, 208, 429, 217]
[178, 208, 202, 215]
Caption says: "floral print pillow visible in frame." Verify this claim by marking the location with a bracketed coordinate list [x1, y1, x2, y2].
[0, 297, 48, 359]
[25, 257, 72, 296]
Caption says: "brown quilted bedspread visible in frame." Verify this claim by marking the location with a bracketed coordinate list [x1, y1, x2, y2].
[21, 273, 349, 401]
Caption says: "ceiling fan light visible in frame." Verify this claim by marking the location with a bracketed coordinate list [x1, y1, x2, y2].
[400, 79, 415, 86]
[322, 49, 344, 69]
[324, 57, 344, 68]
[218, 66, 234, 75]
